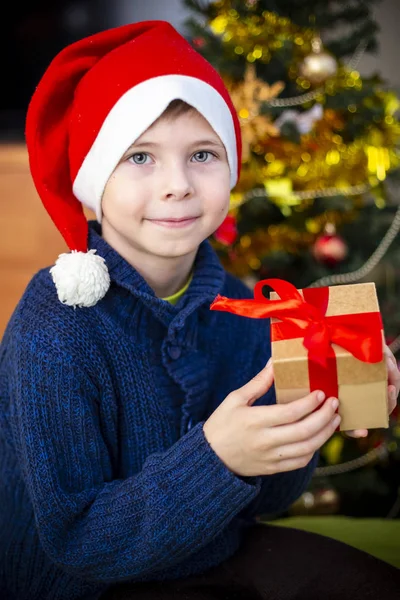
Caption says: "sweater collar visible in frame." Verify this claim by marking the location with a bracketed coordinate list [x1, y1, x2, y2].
[87, 220, 226, 325]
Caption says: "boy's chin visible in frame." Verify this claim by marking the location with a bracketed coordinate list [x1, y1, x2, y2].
[149, 241, 201, 260]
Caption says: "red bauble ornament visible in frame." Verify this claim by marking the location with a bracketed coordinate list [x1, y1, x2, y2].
[193, 37, 206, 49]
[214, 214, 238, 246]
[312, 224, 348, 267]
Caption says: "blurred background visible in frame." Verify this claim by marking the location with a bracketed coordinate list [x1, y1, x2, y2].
[2, 0, 400, 529]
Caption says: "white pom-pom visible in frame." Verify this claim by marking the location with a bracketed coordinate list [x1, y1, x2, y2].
[50, 250, 110, 308]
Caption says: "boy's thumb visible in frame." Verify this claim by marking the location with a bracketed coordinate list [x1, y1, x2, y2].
[234, 359, 274, 407]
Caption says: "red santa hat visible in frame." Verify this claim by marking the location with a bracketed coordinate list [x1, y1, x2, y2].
[25, 20, 242, 308]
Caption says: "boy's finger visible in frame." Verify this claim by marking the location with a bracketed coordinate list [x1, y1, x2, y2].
[387, 359, 400, 397]
[272, 412, 341, 461]
[384, 344, 397, 366]
[388, 384, 397, 415]
[251, 389, 327, 427]
[233, 360, 274, 407]
[264, 395, 338, 442]
[341, 429, 368, 438]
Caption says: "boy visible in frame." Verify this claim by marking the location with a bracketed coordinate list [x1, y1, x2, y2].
[0, 20, 399, 600]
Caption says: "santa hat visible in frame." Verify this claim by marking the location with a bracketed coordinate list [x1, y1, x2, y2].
[25, 20, 242, 308]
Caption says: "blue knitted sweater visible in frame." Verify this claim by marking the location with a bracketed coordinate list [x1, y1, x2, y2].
[0, 222, 317, 600]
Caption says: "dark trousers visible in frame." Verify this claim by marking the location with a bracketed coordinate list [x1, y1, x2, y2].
[102, 523, 400, 600]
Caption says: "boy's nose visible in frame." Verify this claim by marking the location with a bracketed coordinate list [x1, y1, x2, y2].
[161, 168, 194, 201]
[163, 187, 194, 201]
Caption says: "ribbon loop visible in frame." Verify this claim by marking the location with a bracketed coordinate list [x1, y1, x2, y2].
[254, 278, 303, 303]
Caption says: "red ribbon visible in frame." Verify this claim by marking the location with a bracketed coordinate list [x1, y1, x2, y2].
[210, 278, 383, 399]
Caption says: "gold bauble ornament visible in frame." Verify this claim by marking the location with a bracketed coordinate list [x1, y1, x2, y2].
[299, 36, 338, 85]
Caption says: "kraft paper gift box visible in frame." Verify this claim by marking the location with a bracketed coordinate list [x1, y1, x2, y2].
[210, 279, 388, 431]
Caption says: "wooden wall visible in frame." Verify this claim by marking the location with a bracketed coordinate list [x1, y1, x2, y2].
[0, 143, 94, 337]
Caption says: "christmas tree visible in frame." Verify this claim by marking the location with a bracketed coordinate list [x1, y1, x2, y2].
[184, 0, 400, 518]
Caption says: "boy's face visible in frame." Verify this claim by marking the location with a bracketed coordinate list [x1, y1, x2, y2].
[101, 109, 231, 265]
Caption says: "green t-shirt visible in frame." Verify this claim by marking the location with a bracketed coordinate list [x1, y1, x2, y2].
[162, 274, 192, 305]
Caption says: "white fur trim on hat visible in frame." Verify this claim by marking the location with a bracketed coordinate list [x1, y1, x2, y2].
[50, 249, 110, 308]
[72, 75, 238, 222]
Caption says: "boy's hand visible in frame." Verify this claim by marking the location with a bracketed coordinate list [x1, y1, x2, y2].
[203, 361, 340, 478]
[344, 344, 400, 439]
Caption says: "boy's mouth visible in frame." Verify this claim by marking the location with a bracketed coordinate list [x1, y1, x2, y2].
[145, 217, 200, 229]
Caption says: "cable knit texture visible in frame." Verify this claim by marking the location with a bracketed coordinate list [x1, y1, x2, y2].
[0, 222, 317, 600]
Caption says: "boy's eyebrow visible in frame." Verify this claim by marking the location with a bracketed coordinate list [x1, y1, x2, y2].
[124, 139, 225, 152]
[188, 139, 225, 148]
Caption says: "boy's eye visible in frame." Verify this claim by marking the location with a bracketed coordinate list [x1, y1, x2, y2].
[129, 152, 150, 165]
[192, 151, 215, 163]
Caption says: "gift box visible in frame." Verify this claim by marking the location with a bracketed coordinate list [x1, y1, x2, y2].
[210, 279, 388, 431]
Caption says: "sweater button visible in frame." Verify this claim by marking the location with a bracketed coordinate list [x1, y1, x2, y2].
[167, 345, 181, 360]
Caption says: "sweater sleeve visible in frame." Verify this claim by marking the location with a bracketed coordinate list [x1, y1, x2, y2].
[9, 337, 260, 584]
[241, 454, 318, 519]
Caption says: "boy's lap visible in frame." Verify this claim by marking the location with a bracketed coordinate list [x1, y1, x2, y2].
[227, 523, 400, 598]
[102, 523, 400, 600]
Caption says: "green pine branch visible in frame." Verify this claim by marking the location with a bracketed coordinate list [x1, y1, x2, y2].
[326, 20, 380, 58]
[183, 0, 211, 14]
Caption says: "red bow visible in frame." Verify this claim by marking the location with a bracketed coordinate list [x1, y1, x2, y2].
[211, 278, 383, 369]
